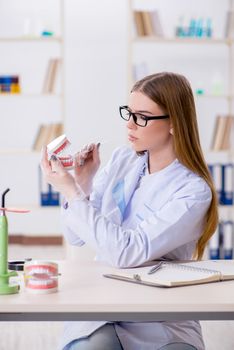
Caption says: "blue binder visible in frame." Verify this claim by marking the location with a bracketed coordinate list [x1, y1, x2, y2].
[223, 220, 233, 260]
[220, 164, 234, 205]
[39, 167, 60, 206]
[208, 163, 222, 203]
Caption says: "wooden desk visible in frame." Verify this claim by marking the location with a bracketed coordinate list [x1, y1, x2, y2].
[0, 260, 234, 321]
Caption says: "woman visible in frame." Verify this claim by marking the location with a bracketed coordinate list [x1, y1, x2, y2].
[41, 72, 218, 350]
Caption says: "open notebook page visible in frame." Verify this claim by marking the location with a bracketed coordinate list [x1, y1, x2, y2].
[105, 260, 234, 287]
[182, 260, 234, 281]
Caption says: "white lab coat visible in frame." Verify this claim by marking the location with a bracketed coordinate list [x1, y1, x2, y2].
[60, 146, 211, 350]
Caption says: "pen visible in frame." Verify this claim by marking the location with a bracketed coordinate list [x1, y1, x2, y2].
[147, 261, 164, 275]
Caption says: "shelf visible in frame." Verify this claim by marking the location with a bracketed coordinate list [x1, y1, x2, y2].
[7, 204, 61, 237]
[219, 205, 234, 209]
[0, 149, 40, 155]
[194, 92, 234, 100]
[0, 36, 63, 42]
[195, 94, 234, 99]
[133, 37, 231, 45]
[13, 204, 60, 211]
[0, 93, 62, 98]
[0, 204, 59, 212]
[205, 150, 234, 155]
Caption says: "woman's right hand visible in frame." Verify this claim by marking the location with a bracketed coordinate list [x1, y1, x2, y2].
[73, 143, 101, 196]
[40, 147, 80, 202]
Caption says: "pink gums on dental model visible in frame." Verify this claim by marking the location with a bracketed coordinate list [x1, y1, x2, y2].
[47, 134, 74, 170]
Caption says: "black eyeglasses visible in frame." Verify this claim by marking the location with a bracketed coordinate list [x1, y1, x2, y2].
[119, 106, 169, 127]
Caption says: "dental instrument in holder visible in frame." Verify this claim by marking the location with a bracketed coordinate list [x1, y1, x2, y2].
[0, 188, 30, 294]
[47, 134, 108, 169]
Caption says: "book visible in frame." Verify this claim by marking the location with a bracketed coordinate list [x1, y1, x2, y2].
[103, 260, 234, 288]
[133, 11, 146, 36]
[221, 115, 234, 150]
[225, 10, 234, 38]
[33, 124, 50, 151]
[211, 115, 228, 151]
[42, 58, 61, 93]
[141, 12, 154, 36]
[220, 163, 234, 205]
[39, 168, 60, 206]
[209, 227, 220, 260]
[208, 163, 222, 201]
[33, 123, 63, 151]
[223, 221, 233, 259]
[46, 122, 63, 144]
[150, 10, 164, 37]
[133, 10, 164, 38]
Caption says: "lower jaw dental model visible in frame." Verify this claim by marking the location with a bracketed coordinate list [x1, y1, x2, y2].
[24, 261, 59, 294]
[47, 134, 74, 170]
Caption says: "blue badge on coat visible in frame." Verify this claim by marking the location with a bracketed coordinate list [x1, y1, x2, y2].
[112, 179, 126, 217]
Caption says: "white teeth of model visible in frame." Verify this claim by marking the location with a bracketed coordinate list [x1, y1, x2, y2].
[29, 279, 54, 286]
[29, 268, 51, 274]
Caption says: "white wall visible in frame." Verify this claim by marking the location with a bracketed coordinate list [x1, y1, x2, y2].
[64, 0, 128, 165]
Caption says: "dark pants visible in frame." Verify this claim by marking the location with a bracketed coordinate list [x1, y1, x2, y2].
[67, 324, 197, 350]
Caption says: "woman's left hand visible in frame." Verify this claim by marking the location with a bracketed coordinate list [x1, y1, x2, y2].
[40, 147, 81, 202]
[73, 143, 100, 195]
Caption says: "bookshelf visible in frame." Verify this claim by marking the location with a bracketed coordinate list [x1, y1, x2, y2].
[128, 0, 234, 259]
[0, 0, 65, 240]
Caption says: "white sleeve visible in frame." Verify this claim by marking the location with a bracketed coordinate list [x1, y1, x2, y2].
[61, 147, 123, 246]
[62, 185, 211, 268]
[61, 167, 107, 246]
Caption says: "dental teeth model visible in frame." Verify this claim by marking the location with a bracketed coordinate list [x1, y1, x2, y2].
[47, 134, 74, 170]
[47, 134, 105, 169]
[24, 261, 59, 294]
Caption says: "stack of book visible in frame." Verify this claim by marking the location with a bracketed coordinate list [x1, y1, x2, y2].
[210, 115, 234, 151]
[33, 123, 63, 151]
[133, 10, 164, 37]
[0, 75, 21, 93]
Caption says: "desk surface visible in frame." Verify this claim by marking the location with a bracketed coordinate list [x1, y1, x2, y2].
[1, 260, 234, 321]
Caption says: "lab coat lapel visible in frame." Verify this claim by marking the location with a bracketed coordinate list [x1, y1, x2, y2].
[112, 152, 147, 219]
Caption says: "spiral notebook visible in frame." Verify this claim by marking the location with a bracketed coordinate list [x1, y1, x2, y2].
[103, 260, 234, 288]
